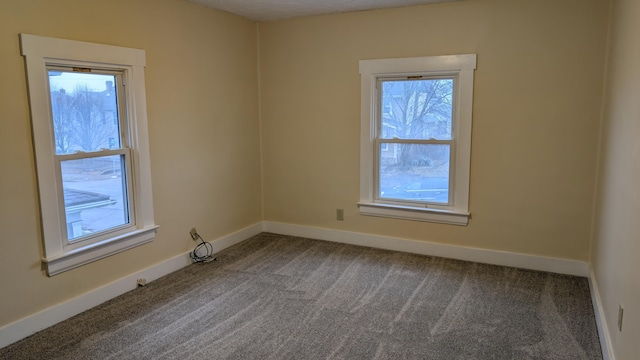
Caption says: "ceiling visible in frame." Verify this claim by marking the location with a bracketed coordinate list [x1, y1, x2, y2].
[189, 0, 458, 22]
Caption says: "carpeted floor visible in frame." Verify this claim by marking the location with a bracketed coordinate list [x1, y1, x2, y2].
[1, 233, 602, 359]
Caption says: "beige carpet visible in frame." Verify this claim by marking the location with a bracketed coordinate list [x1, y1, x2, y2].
[1, 233, 602, 359]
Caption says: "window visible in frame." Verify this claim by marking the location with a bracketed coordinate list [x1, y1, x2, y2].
[358, 55, 476, 225]
[21, 34, 158, 275]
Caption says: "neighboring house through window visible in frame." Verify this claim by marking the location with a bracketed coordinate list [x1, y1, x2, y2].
[359, 54, 476, 225]
[21, 34, 158, 275]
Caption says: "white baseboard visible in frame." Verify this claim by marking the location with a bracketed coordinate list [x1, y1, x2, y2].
[204, 222, 265, 255]
[263, 221, 590, 277]
[1, 220, 591, 349]
[0, 222, 263, 349]
[589, 269, 615, 360]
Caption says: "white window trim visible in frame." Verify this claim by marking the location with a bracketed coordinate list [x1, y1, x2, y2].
[20, 34, 158, 275]
[358, 54, 476, 226]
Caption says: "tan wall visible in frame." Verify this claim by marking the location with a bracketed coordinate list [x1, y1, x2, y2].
[591, 0, 640, 357]
[259, 0, 609, 260]
[0, 0, 261, 327]
[0, 0, 617, 341]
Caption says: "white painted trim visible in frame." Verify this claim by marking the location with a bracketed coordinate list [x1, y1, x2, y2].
[0, 252, 189, 349]
[359, 54, 477, 74]
[359, 54, 476, 223]
[207, 222, 265, 254]
[20, 33, 145, 65]
[0, 222, 263, 348]
[20, 33, 157, 276]
[1, 221, 592, 349]
[263, 221, 589, 277]
[589, 269, 615, 360]
[358, 202, 469, 225]
[45, 226, 159, 276]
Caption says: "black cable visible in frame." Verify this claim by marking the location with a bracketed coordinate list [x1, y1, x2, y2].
[189, 231, 216, 263]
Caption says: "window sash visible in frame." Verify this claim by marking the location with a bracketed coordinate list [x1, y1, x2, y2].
[53, 148, 136, 248]
[373, 139, 455, 207]
[376, 75, 456, 139]
[46, 66, 129, 152]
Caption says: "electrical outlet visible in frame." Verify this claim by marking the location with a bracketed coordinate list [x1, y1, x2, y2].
[190, 227, 198, 240]
[336, 209, 344, 221]
[618, 305, 624, 332]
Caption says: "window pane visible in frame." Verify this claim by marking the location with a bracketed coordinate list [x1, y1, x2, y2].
[379, 143, 450, 204]
[61, 155, 129, 241]
[380, 79, 453, 140]
[48, 71, 121, 154]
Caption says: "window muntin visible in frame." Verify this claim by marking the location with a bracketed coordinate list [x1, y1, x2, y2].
[359, 55, 476, 225]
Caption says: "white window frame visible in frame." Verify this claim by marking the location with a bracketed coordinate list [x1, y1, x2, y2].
[358, 54, 476, 226]
[21, 34, 158, 275]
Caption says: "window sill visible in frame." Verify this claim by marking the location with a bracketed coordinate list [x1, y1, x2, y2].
[357, 202, 469, 226]
[42, 225, 159, 276]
